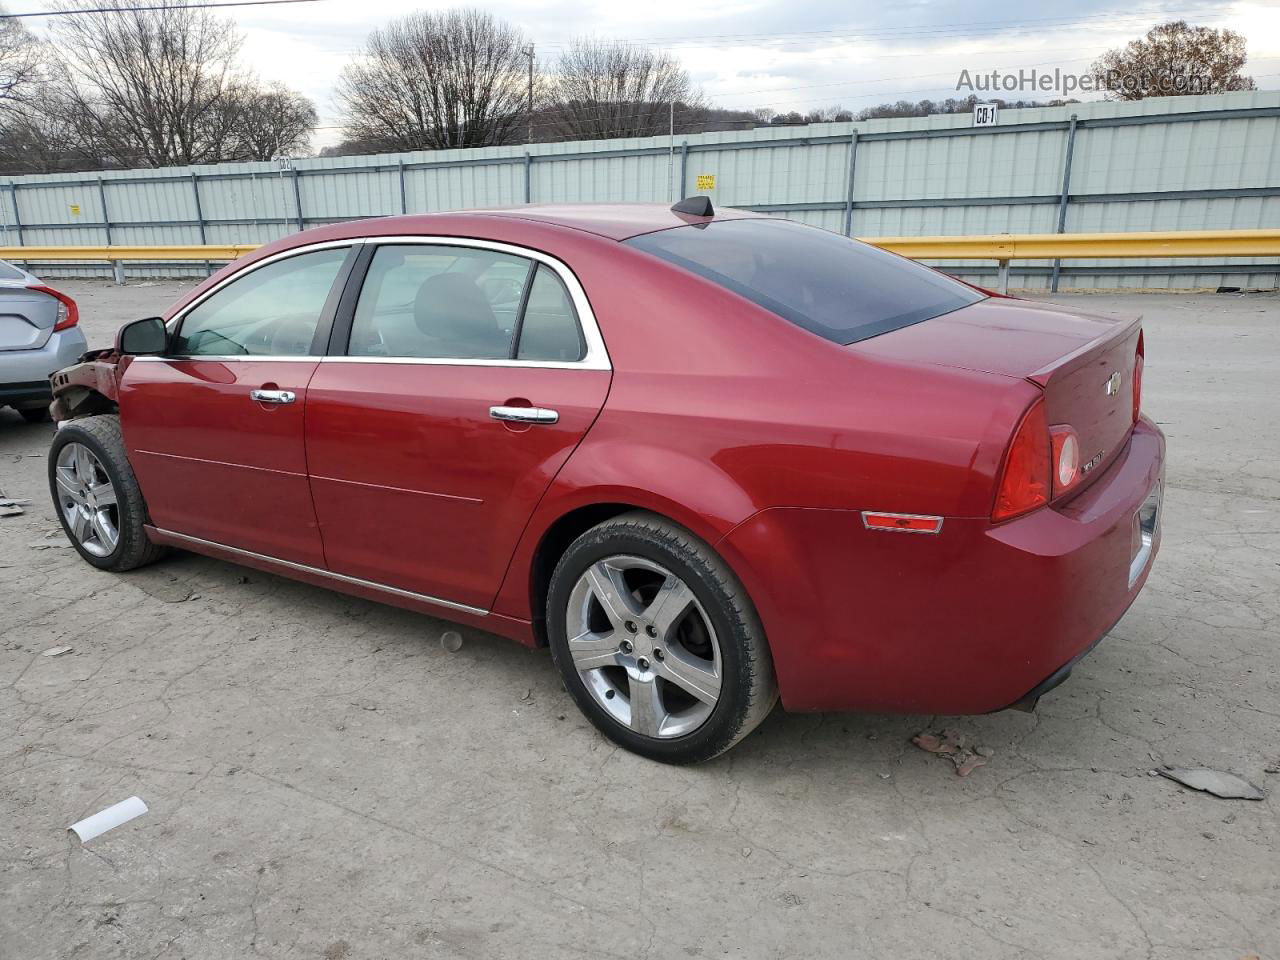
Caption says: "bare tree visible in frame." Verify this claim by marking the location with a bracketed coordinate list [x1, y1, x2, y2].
[0, 4, 42, 108]
[0, 92, 87, 174]
[50, 0, 244, 167]
[1092, 20, 1256, 100]
[226, 82, 317, 160]
[547, 39, 706, 140]
[337, 9, 531, 151]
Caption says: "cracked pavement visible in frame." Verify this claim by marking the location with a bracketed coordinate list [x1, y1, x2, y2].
[1, 282, 1277, 959]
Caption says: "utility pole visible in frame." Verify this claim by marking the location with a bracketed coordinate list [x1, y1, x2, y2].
[523, 44, 535, 144]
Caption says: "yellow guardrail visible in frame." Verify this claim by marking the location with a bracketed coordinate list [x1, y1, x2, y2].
[869, 229, 1280, 261]
[2, 229, 1277, 292]
[0, 244, 260, 262]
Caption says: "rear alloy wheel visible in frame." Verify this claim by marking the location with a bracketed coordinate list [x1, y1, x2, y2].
[48, 415, 167, 572]
[548, 511, 777, 763]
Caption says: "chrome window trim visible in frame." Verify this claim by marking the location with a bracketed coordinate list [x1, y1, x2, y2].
[149, 235, 611, 371]
[151, 527, 489, 617]
[160, 238, 360, 347]
[335, 235, 609, 371]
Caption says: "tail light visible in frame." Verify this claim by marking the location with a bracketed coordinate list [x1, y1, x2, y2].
[992, 397, 1051, 522]
[1050, 425, 1080, 494]
[1132, 330, 1144, 422]
[30, 285, 79, 331]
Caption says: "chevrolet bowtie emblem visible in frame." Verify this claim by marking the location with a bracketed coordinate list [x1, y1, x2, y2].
[1105, 371, 1123, 396]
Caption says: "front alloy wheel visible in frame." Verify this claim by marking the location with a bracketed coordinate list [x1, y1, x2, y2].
[54, 441, 120, 557]
[47, 414, 166, 572]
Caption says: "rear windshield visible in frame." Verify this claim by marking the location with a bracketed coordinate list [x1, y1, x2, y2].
[0, 260, 25, 281]
[625, 217, 984, 344]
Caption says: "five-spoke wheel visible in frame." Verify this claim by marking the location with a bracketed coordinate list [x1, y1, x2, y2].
[566, 556, 722, 739]
[548, 511, 777, 763]
[47, 415, 166, 572]
[54, 441, 120, 557]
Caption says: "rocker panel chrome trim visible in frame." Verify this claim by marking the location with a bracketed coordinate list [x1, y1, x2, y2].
[150, 527, 490, 616]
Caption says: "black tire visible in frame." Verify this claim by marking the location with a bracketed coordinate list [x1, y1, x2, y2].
[47, 414, 167, 572]
[18, 406, 50, 424]
[547, 510, 777, 764]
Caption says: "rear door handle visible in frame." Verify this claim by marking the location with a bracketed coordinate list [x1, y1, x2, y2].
[251, 389, 296, 404]
[490, 405, 559, 424]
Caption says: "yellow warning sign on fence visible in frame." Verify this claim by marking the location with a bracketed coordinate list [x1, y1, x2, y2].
[695, 174, 716, 191]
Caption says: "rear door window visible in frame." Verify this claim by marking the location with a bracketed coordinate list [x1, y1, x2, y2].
[349, 245, 585, 363]
[625, 217, 984, 344]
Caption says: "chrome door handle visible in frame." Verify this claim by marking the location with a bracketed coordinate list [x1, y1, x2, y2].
[490, 405, 559, 424]
[251, 389, 296, 404]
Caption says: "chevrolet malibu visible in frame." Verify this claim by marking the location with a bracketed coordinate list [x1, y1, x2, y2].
[46, 201, 1164, 763]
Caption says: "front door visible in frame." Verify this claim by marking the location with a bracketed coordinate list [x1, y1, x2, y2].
[120, 245, 354, 566]
[304, 241, 611, 611]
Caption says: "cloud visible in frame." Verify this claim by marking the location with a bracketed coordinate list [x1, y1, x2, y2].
[215, 0, 1275, 145]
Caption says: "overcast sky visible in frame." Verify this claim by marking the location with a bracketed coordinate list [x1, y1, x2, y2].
[63, 0, 1280, 146]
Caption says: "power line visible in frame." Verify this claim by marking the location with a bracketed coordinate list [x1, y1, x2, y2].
[0, 0, 323, 18]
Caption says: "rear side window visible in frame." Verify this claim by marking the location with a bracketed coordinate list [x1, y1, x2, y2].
[349, 245, 585, 362]
[625, 218, 984, 344]
[516, 265, 585, 362]
[0, 261, 25, 281]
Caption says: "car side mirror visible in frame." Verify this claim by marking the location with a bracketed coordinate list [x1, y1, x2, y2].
[116, 316, 167, 356]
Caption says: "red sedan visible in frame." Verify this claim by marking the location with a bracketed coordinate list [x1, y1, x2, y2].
[47, 201, 1163, 763]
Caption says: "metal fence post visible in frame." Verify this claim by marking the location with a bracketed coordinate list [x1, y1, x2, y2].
[7, 183, 22, 267]
[524, 152, 532, 203]
[842, 129, 859, 237]
[10, 183, 24, 248]
[191, 173, 211, 277]
[678, 141, 689, 199]
[1050, 114, 1079, 294]
[97, 178, 124, 284]
[291, 168, 304, 230]
[997, 258, 1011, 295]
[398, 159, 407, 214]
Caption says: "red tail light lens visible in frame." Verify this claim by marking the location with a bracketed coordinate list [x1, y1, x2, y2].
[1132, 330, 1144, 422]
[993, 397, 1051, 522]
[30, 285, 80, 331]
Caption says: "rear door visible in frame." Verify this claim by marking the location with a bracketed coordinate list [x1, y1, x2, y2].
[120, 244, 356, 566]
[304, 239, 610, 612]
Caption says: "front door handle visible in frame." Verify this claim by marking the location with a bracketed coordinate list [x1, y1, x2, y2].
[251, 389, 296, 404]
[490, 405, 559, 425]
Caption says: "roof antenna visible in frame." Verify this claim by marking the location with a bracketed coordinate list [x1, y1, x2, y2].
[671, 196, 714, 217]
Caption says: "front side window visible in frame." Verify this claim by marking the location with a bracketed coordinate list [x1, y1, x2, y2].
[349, 245, 585, 362]
[173, 248, 348, 357]
[625, 217, 985, 344]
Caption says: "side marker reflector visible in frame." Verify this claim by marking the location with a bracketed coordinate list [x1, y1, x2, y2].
[861, 512, 944, 534]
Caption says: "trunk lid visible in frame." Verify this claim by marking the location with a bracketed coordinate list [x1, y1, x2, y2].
[857, 297, 1142, 494]
[0, 287, 57, 352]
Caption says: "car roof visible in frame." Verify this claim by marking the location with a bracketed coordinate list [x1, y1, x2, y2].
[460, 203, 765, 241]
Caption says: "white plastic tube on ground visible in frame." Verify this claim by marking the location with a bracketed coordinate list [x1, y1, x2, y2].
[68, 796, 148, 842]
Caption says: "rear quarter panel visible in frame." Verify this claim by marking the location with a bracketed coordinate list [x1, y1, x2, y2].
[492, 243, 1038, 622]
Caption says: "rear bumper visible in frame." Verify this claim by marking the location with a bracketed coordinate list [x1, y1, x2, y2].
[0, 327, 87, 407]
[719, 416, 1166, 714]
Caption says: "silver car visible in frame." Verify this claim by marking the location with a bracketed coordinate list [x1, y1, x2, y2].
[0, 259, 87, 423]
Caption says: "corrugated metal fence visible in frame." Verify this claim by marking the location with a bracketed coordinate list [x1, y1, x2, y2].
[2, 90, 1278, 290]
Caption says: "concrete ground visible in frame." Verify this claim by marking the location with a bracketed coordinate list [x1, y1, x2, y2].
[1, 281, 1277, 960]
